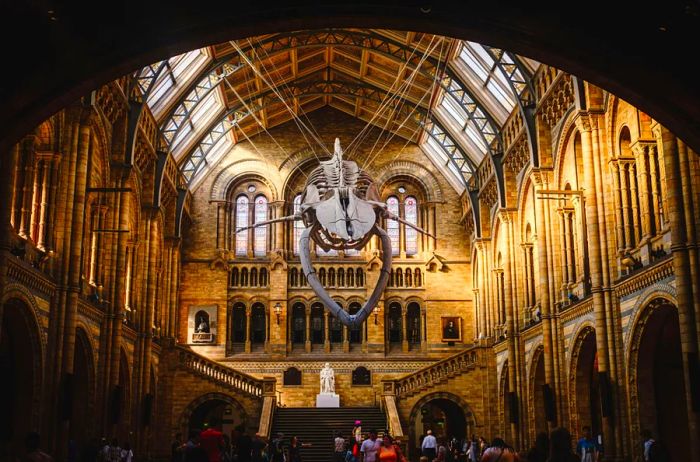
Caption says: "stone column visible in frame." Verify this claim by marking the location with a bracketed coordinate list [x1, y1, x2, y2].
[29, 159, 43, 241]
[660, 127, 700, 461]
[633, 144, 652, 241]
[577, 115, 618, 457]
[558, 209, 569, 291]
[401, 305, 409, 353]
[629, 164, 641, 245]
[272, 201, 285, 251]
[245, 306, 252, 353]
[619, 163, 632, 250]
[324, 311, 330, 353]
[648, 145, 662, 234]
[305, 306, 311, 353]
[611, 161, 625, 253]
[18, 137, 36, 239]
[36, 157, 51, 250]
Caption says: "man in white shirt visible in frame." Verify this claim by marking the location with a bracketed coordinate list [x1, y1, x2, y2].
[421, 430, 437, 461]
[360, 429, 381, 462]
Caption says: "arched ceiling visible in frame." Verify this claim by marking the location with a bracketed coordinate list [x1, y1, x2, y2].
[137, 29, 538, 190]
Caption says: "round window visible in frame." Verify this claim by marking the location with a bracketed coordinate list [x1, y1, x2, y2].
[247, 184, 257, 193]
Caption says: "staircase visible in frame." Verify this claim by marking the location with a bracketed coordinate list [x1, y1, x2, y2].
[271, 407, 387, 462]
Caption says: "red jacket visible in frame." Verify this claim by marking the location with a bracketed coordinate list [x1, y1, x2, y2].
[200, 428, 224, 462]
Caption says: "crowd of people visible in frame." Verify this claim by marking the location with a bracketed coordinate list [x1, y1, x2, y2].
[416, 426, 668, 462]
[7, 424, 668, 462]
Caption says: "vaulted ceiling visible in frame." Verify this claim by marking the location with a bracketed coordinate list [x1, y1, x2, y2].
[135, 29, 539, 190]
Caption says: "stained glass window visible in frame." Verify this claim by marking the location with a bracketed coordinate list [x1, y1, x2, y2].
[405, 196, 418, 256]
[387, 196, 399, 255]
[254, 195, 268, 257]
[235, 196, 249, 256]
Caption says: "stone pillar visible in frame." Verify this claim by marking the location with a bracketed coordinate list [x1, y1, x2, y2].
[245, 306, 252, 353]
[272, 201, 285, 251]
[401, 305, 409, 353]
[324, 311, 330, 353]
[660, 127, 700, 461]
[37, 157, 52, 250]
[577, 115, 619, 458]
[619, 163, 632, 250]
[630, 164, 641, 245]
[633, 143, 652, 241]
[18, 137, 36, 239]
[29, 159, 43, 241]
[648, 145, 662, 234]
[305, 306, 311, 353]
[611, 161, 625, 253]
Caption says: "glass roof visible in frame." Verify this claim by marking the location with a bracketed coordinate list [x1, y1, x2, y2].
[136, 30, 539, 192]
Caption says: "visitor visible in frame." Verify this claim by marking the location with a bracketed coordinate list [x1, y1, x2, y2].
[201, 423, 225, 462]
[270, 433, 286, 462]
[575, 427, 598, 462]
[185, 433, 209, 462]
[360, 429, 381, 462]
[236, 427, 253, 462]
[251, 433, 267, 462]
[23, 432, 53, 462]
[466, 436, 480, 462]
[353, 420, 363, 443]
[288, 436, 309, 462]
[421, 430, 437, 461]
[376, 435, 406, 462]
[640, 429, 668, 462]
[434, 440, 447, 462]
[172, 433, 185, 462]
[346, 438, 359, 462]
[526, 432, 549, 462]
[478, 437, 488, 456]
[480, 438, 518, 462]
[547, 428, 578, 462]
[104, 439, 122, 462]
[335, 432, 347, 462]
[121, 443, 134, 462]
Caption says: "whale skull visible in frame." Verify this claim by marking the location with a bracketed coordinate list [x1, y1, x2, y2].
[236, 139, 433, 327]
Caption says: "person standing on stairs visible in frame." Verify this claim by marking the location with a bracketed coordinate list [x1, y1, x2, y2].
[335, 432, 347, 462]
[360, 429, 381, 462]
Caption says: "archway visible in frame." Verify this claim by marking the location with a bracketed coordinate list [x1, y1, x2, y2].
[530, 347, 547, 439]
[633, 299, 689, 461]
[0, 297, 43, 459]
[408, 393, 475, 459]
[181, 393, 247, 437]
[69, 328, 95, 448]
[570, 327, 601, 439]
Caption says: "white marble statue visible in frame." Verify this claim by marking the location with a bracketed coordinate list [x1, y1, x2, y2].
[320, 362, 335, 394]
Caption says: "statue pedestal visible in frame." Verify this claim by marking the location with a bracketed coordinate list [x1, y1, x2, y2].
[316, 392, 340, 408]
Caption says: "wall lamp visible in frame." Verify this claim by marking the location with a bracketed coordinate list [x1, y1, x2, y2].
[274, 302, 282, 324]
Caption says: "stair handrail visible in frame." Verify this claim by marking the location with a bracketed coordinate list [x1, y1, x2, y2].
[393, 346, 481, 398]
[174, 344, 264, 398]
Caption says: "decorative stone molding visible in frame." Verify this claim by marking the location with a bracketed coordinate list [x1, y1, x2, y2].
[373, 160, 444, 202]
[614, 258, 673, 299]
[210, 165, 279, 201]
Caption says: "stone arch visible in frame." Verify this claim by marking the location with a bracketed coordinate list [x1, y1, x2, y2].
[71, 326, 97, 442]
[408, 392, 476, 457]
[624, 283, 676, 350]
[210, 166, 279, 201]
[178, 392, 248, 434]
[625, 295, 689, 460]
[498, 359, 511, 438]
[0, 295, 45, 446]
[567, 324, 600, 439]
[1, 283, 47, 350]
[527, 344, 547, 440]
[374, 161, 444, 202]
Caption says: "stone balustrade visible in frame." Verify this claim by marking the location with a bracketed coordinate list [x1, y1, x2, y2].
[176, 345, 263, 397]
[394, 347, 480, 398]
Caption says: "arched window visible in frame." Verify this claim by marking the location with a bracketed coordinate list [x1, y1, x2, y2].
[414, 268, 422, 287]
[235, 196, 249, 256]
[291, 303, 306, 345]
[290, 268, 299, 287]
[330, 301, 343, 343]
[230, 268, 239, 287]
[310, 303, 325, 345]
[293, 194, 304, 256]
[347, 268, 354, 287]
[253, 195, 268, 257]
[407, 302, 421, 346]
[404, 196, 418, 255]
[328, 268, 336, 287]
[259, 268, 268, 287]
[356, 269, 364, 287]
[241, 268, 249, 286]
[348, 302, 362, 344]
[396, 268, 404, 287]
[405, 268, 413, 287]
[386, 196, 400, 255]
[250, 268, 258, 287]
[251, 303, 266, 344]
[387, 302, 402, 343]
[231, 303, 247, 343]
[338, 268, 345, 287]
[319, 268, 327, 286]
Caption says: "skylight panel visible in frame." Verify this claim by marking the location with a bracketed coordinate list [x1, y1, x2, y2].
[441, 95, 468, 127]
[171, 90, 224, 159]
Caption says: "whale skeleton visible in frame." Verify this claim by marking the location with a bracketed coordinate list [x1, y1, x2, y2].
[235, 138, 434, 327]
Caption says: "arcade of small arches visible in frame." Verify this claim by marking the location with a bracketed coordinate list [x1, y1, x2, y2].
[1, 25, 700, 462]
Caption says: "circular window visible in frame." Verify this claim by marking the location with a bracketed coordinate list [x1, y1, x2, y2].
[398, 186, 406, 194]
[247, 184, 257, 193]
